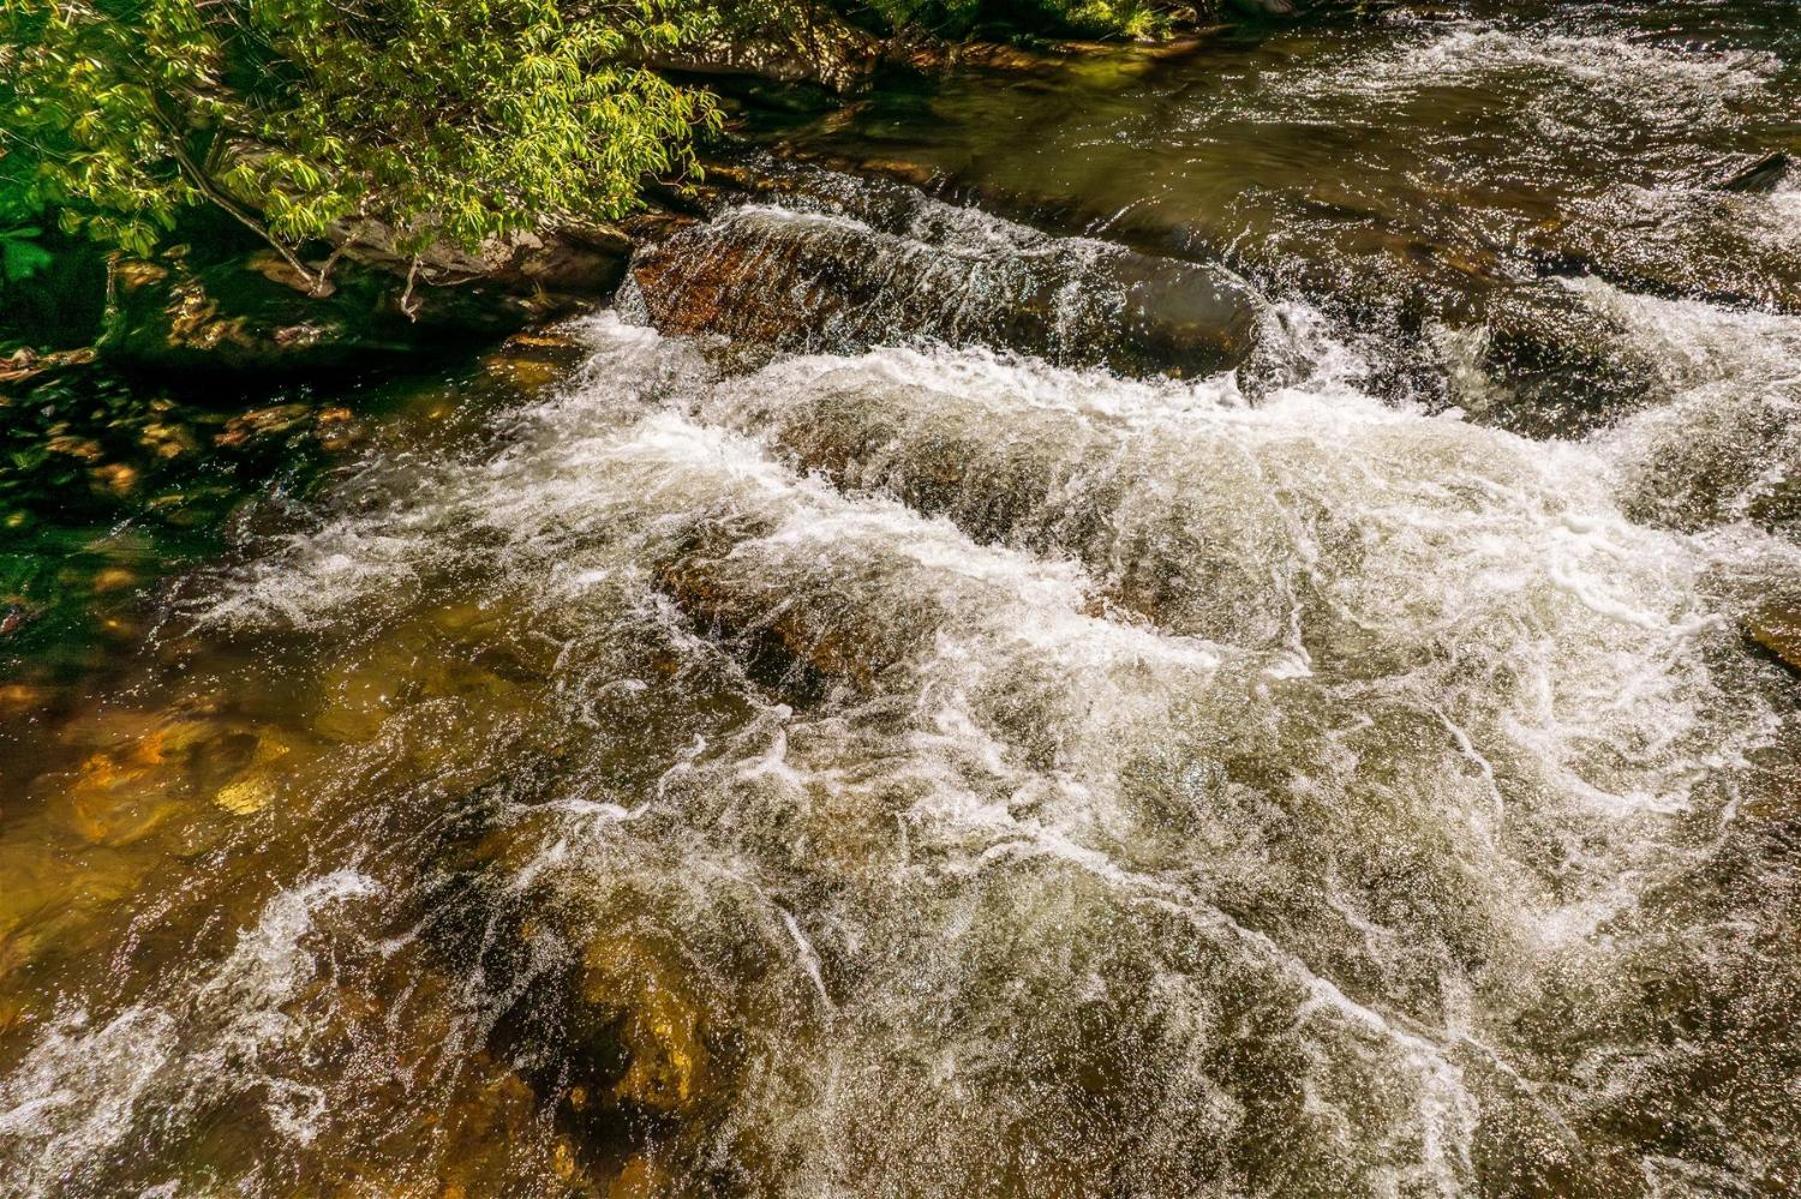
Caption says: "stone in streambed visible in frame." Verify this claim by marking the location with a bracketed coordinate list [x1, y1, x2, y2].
[1745, 604, 1801, 673]
[640, 5, 879, 94]
[1717, 151, 1791, 195]
[628, 201, 1260, 377]
[104, 242, 559, 377]
[651, 517, 937, 699]
[460, 886, 726, 1137]
[1108, 251, 1266, 375]
[46, 709, 304, 844]
[104, 220, 619, 384]
[332, 219, 632, 301]
[608, 1155, 675, 1199]
[0, 347, 97, 392]
[478, 330, 591, 395]
[579, 933, 711, 1117]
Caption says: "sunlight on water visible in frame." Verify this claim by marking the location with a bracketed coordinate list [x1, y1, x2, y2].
[5, 290, 1782, 1192]
[4, 4, 1800, 1196]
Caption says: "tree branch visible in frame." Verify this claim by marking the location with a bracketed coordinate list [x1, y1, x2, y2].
[149, 101, 326, 294]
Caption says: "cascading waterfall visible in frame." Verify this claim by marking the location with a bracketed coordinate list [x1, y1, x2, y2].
[8, 273, 1797, 1192]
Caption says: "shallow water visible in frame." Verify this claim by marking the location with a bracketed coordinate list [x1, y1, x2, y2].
[4, 3, 1801, 1196]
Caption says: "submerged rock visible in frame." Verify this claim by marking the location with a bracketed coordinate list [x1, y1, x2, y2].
[628, 177, 1261, 377]
[47, 709, 303, 845]
[0, 347, 98, 393]
[580, 933, 711, 1117]
[1745, 604, 1801, 673]
[106, 226, 629, 378]
[105, 249, 525, 375]
[1717, 150, 1792, 195]
[650, 512, 955, 699]
[478, 330, 593, 395]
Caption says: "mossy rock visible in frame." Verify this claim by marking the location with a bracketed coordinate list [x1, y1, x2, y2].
[104, 249, 531, 376]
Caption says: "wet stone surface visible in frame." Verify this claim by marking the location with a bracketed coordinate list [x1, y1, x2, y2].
[626, 166, 1262, 378]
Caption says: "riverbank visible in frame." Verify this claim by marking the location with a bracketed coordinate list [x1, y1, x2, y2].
[0, 0, 1276, 382]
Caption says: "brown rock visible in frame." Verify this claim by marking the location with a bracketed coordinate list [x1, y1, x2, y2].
[113, 260, 169, 292]
[1746, 605, 1801, 672]
[46, 435, 105, 462]
[0, 347, 97, 390]
[609, 1155, 675, 1199]
[333, 219, 630, 298]
[57, 720, 210, 845]
[90, 567, 139, 593]
[215, 403, 313, 447]
[246, 249, 336, 297]
[1718, 151, 1791, 195]
[0, 683, 50, 718]
[140, 421, 199, 459]
[478, 330, 590, 394]
[657, 551, 888, 690]
[90, 462, 138, 496]
[628, 193, 1259, 377]
[644, 5, 879, 93]
[580, 934, 710, 1117]
[48, 711, 303, 845]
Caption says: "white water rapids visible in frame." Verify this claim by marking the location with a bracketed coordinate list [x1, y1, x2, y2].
[4, 5, 1801, 1191]
[6, 262, 1797, 1194]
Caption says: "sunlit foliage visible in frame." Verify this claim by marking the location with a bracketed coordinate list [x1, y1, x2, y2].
[0, 0, 722, 263]
[0, 0, 1161, 280]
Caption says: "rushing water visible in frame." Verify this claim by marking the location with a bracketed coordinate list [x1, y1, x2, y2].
[4, 3, 1801, 1196]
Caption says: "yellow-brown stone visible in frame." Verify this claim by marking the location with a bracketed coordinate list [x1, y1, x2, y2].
[213, 776, 276, 816]
[1746, 604, 1801, 673]
[580, 934, 710, 1117]
[608, 1155, 673, 1199]
[91, 462, 139, 496]
[91, 567, 139, 594]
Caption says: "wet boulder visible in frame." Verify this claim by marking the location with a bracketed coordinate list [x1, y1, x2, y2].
[1453, 284, 1665, 438]
[1745, 603, 1801, 674]
[44, 707, 308, 845]
[627, 182, 1261, 378]
[653, 521, 922, 699]
[331, 218, 632, 301]
[578, 933, 711, 1118]
[1525, 182, 1801, 317]
[0, 347, 97, 393]
[105, 248, 529, 376]
[1717, 151, 1792, 195]
[478, 330, 593, 395]
[440, 858, 732, 1156]
[705, 370, 1296, 648]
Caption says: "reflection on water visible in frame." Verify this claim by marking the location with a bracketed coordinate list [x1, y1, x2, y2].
[4, 3, 1801, 1196]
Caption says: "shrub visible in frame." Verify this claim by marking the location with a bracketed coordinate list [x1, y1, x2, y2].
[0, 0, 723, 280]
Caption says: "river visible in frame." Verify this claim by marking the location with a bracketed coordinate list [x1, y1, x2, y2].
[2, 3, 1800, 1196]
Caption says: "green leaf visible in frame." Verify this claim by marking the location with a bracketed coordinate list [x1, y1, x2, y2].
[1, 236, 54, 282]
